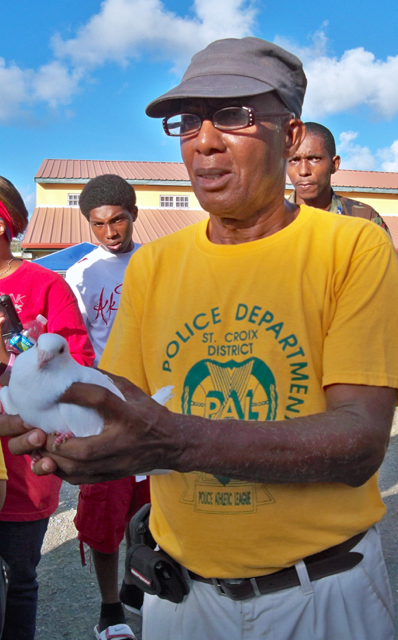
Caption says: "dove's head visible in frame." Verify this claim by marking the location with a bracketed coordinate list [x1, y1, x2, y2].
[36, 333, 71, 370]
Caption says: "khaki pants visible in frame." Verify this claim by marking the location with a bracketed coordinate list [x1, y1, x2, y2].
[142, 527, 394, 640]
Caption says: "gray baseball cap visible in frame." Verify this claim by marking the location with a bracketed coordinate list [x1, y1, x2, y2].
[145, 37, 307, 119]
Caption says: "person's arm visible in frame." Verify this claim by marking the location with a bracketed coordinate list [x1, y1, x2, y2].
[6, 377, 395, 488]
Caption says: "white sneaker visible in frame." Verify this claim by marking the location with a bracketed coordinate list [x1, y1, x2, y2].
[94, 623, 137, 639]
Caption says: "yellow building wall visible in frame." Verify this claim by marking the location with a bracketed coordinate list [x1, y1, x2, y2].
[36, 183, 201, 209]
[37, 182, 398, 215]
[36, 183, 79, 206]
[134, 185, 201, 209]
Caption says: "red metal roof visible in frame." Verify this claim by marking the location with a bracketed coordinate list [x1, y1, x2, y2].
[35, 159, 190, 182]
[35, 159, 398, 190]
[21, 207, 208, 249]
[330, 171, 398, 190]
[286, 170, 398, 190]
[133, 208, 207, 244]
[21, 207, 398, 252]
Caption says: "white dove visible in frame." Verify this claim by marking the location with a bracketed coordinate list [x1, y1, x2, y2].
[0, 333, 173, 474]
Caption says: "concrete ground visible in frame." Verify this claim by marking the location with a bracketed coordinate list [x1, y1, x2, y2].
[35, 410, 398, 640]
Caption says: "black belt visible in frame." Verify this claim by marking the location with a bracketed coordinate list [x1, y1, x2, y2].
[188, 530, 366, 601]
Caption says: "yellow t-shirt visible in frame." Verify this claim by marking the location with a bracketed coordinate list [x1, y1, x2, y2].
[101, 205, 398, 578]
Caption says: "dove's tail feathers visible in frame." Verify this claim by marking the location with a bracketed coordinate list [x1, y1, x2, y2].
[151, 385, 174, 406]
[0, 387, 19, 415]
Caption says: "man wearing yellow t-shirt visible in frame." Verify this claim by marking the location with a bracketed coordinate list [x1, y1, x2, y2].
[7, 38, 398, 640]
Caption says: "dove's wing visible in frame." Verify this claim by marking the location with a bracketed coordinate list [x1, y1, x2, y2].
[0, 387, 19, 415]
[54, 366, 126, 438]
[78, 367, 125, 400]
[58, 403, 104, 438]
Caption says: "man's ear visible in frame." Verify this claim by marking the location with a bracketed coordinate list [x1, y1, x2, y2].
[331, 155, 341, 174]
[131, 205, 138, 222]
[284, 119, 306, 159]
[0, 224, 6, 238]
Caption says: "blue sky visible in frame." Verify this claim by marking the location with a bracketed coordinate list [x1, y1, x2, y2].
[1, 0, 398, 213]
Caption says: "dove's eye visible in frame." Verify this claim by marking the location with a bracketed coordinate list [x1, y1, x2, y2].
[59, 346, 65, 354]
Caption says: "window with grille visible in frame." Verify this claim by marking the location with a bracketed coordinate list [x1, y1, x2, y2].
[175, 196, 189, 208]
[68, 193, 80, 207]
[160, 195, 190, 208]
[160, 196, 174, 207]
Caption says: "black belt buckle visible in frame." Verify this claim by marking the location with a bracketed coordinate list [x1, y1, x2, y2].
[211, 578, 228, 597]
[211, 577, 259, 600]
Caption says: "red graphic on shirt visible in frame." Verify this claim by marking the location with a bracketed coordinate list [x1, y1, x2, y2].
[93, 284, 122, 325]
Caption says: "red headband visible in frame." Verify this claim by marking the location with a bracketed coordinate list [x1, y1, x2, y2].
[0, 201, 15, 240]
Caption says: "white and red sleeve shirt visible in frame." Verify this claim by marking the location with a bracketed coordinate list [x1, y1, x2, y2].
[66, 244, 141, 366]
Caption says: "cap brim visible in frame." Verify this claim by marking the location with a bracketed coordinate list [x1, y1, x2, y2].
[145, 75, 275, 118]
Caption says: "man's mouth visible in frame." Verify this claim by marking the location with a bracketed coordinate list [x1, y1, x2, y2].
[296, 182, 316, 190]
[194, 168, 230, 189]
[107, 242, 122, 250]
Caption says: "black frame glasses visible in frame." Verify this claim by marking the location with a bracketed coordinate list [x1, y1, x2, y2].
[162, 106, 294, 137]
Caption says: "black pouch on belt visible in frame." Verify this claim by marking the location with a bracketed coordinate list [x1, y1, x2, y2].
[126, 503, 189, 604]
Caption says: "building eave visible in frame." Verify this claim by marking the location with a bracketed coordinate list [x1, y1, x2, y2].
[35, 178, 192, 187]
[284, 184, 398, 195]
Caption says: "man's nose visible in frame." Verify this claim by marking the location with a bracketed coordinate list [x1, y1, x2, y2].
[298, 160, 311, 175]
[106, 224, 118, 237]
[192, 119, 227, 154]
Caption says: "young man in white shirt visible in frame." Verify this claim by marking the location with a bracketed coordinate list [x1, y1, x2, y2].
[66, 174, 148, 640]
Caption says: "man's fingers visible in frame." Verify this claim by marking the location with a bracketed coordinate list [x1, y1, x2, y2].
[0, 414, 29, 438]
[30, 455, 58, 476]
[7, 428, 47, 455]
[60, 382, 127, 419]
[32, 446, 135, 484]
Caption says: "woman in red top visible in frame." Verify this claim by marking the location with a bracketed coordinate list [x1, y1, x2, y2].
[0, 176, 95, 640]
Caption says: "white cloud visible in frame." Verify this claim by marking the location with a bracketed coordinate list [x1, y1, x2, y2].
[277, 31, 398, 120]
[379, 140, 398, 172]
[305, 49, 398, 120]
[32, 62, 82, 107]
[338, 131, 358, 148]
[275, 24, 329, 64]
[0, 59, 30, 121]
[336, 132, 398, 173]
[337, 131, 376, 170]
[52, 0, 256, 71]
[0, 58, 81, 122]
[2, 7, 398, 137]
[0, 0, 255, 122]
